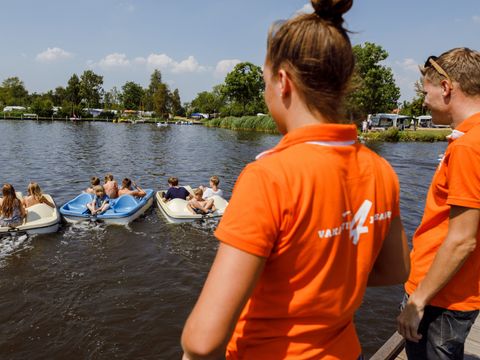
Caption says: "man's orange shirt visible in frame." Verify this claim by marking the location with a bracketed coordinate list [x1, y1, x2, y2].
[215, 123, 400, 359]
[405, 113, 480, 311]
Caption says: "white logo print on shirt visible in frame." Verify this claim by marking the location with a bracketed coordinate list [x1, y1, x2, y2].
[317, 200, 392, 245]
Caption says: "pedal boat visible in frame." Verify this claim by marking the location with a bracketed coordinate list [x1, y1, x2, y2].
[0, 194, 60, 235]
[59, 190, 154, 225]
[155, 186, 228, 224]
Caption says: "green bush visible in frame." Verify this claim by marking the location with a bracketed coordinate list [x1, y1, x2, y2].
[204, 115, 278, 133]
[362, 128, 450, 142]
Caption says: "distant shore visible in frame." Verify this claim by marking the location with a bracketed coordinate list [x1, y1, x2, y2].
[204, 116, 451, 142]
[1, 115, 451, 141]
[360, 127, 451, 142]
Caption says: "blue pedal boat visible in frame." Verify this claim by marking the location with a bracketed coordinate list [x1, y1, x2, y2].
[60, 190, 154, 225]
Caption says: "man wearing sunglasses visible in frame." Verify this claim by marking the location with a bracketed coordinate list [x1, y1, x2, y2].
[397, 47, 480, 359]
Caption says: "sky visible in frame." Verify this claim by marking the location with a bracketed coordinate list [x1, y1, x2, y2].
[1, 0, 479, 104]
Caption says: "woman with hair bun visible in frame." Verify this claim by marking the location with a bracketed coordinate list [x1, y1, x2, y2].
[182, 1, 410, 359]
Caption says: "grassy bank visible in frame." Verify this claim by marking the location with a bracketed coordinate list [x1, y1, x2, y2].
[361, 128, 451, 142]
[203, 116, 451, 142]
[203, 115, 279, 133]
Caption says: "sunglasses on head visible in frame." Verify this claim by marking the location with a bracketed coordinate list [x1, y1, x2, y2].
[424, 56, 452, 87]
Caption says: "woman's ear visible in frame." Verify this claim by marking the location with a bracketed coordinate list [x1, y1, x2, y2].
[277, 69, 292, 98]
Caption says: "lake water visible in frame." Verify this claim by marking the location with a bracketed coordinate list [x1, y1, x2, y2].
[0, 120, 447, 359]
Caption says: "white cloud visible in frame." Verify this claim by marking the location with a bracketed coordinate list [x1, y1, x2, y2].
[473, 15, 480, 23]
[295, 3, 313, 16]
[172, 55, 206, 73]
[145, 53, 206, 73]
[36, 47, 73, 62]
[396, 58, 419, 72]
[146, 53, 175, 68]
[98, 53, 131, 69]
[91, 52, 209, 75]
[214, 59, 241, 77]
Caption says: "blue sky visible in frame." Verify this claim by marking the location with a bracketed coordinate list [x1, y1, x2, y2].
[1, 1, 479, 103]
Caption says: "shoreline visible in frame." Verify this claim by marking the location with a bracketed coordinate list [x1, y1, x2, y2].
[1, 116, 451, 141]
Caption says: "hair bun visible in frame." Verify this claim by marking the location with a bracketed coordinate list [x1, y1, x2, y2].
[311, 0, 352, 23]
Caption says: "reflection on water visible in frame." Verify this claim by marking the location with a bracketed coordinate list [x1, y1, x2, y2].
[0, 120, 447, 358]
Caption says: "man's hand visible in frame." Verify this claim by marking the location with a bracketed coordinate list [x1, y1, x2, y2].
[397, 298, 424, 342]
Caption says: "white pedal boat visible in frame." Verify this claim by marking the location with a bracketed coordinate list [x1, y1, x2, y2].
[0, 194, 60, 235]
[155, 187, 228, 224]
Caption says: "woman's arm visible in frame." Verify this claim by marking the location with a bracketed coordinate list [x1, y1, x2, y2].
[182, 243, 266, 360]
[41, 196, 55, 208]
[367, 216, 410, 286]
[19, 200, 27, 219]
[132, 182, 146, 197]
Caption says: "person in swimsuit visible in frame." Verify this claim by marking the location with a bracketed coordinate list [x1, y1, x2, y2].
[187, 188, 216, 215]
[22, 182, 54, 208]
[103, 174, 119, 199]
[0, 183, 26, 228]
[118, 178, 146, 197]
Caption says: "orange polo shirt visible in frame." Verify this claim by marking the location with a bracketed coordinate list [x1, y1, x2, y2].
[215, 123, 400, 359]
[405, 113, 480, 310]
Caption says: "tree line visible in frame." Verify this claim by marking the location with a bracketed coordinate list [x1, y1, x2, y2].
[0, 69, 183, 119]
[0, 42, 428, 121]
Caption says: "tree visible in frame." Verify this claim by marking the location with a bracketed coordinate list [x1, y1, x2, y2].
[104, 86, 121, 109]
[79, 70, 103, 108]
[170, 88, 183, 116]
[345, 42, 400, 120]
[53, 86, 67, 106]
[143, 69, 170, 117]
[30, 96, 54, 117]
[65, 74, 81, 107]
[223, 62, 264, 114]
[0, 77, 28, 106]
[152, 83, 169, 118]
[400, 80, 427, 117]
[191, 91, 218, 114]
[121, 81, 144, 110]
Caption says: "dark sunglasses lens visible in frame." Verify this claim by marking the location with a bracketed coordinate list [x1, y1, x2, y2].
[424, 55, 437, 68]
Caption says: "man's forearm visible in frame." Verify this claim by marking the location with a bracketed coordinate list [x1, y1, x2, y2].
[409, 235, 476, 307]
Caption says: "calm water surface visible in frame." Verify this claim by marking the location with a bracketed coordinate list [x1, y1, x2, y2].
[0, 120, 447, 359]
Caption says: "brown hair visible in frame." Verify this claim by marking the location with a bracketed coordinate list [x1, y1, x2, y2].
[122, 178, 132, 189]
[91, 176, 100, 186]
[168, 177, 179, 186]
[210, 176, 220, 186]
[94, 185, 105, 193]
[27, 182, 43, 201]
[194, 188, 203, 196]
[104, 174, 114, 182]
[1, 183, 20, 218]
[421, 47, 480, 96]
[266, 0, 354, 121]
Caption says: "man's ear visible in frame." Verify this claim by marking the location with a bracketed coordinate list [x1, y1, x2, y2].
[277, 69, 292, 98]
[440, 79, 453, 97]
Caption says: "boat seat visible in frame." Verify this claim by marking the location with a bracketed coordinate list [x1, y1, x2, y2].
[166, 198, 190, 214]
[63, 193, 92, 211]
[26, 204, 55, 222]
[113, 195, 138, 213]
